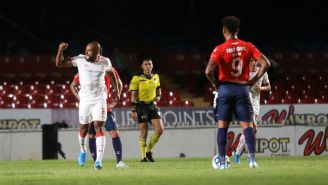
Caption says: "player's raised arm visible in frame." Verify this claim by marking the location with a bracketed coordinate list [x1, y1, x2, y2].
[248, 55, 270, 86]
[205, 60, 219, 89]
[56, 42, 73, 68]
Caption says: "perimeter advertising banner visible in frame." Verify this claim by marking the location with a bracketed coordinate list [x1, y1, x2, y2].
[0, 106, 327, 157]
[0, 104, 328, 128]
[226, 126, 328, 156]
[260, 104, 328, 125]
[0, 109, 52, 129]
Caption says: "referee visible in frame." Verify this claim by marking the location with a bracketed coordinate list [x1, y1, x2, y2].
[129, 58, 164, 162]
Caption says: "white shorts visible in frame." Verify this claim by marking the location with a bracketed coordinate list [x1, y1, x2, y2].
[252, 104, 260, 116]
[79, 100, 107, 124]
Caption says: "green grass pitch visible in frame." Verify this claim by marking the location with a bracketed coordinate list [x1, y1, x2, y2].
[0, 156, 327, 185]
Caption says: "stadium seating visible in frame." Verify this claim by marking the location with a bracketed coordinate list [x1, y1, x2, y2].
[184, 100, 195, 107]
[0, 55, 327, 107]
[0, 85, 14, 97]
[0, 96, 13, 108]
[13, 95, 29, 108]
[28, 94, 47, 108]
[316, 95, 327, 104]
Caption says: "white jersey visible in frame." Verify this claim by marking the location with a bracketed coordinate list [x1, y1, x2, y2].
[72, 54, 112, 101]
[249, 69, 269, 115]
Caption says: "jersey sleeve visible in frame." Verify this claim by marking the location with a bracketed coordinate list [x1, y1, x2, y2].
[105, 58, 112, 72]
[71, 54, 83, 67]
[249, 43, 262, 60]
[129, 76, 139, 91]
[209, 46, 222, 63]
[262, 72, 270, 85]
[73, 74, 80, 84]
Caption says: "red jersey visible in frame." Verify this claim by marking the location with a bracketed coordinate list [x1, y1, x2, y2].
[210, 39, 262, 83]
[73, 67, 120, 111]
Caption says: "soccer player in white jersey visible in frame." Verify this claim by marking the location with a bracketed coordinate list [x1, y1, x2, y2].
[232, 58, 271, 164]
[55, 41, 119, 170]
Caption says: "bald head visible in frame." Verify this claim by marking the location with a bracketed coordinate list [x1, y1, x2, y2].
[85, 41, 101, 62]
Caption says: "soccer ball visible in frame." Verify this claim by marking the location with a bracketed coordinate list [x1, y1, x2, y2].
[212, 155, 230, 170]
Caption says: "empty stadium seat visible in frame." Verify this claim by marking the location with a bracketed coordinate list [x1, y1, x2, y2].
[156, 100, 169, 107]
[267, 95, 283, 104]
[269, 90, 283, 99]
[169, 100, 183, 107]
[60, 84, 72, 95]
[316, 95, 327, 104]
[299, 95, 315, 104]
[13, 85, 30, 96]
[184, 100, 195, 107]
[46, 84, 61, 96]
[0, 85, 14, 97]
[283, 95, 299, 104]
[12, 95, 29, 108]
[168, 91, 181, 101]
[0, 96, 13, 108]
[30, 85, 47, 95]
[45, 94, 63, 108]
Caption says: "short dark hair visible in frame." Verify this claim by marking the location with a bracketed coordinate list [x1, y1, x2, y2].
[221, 16, 241, 34]
[88, 41, 101, 54]
[139, 55, 152, 64]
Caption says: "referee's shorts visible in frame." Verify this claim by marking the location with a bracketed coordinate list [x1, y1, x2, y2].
[136, 102, 161, 124]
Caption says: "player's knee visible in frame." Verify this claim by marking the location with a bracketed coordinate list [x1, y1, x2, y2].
[109, 131, 119, 138]
[140, 130, 148, 138]
[156, 128, 163, 135]
[94, 127, 104, 133]
[80, 128, 88, 136]
[240, 122, 251, 129]
[89, 134, 95, 139]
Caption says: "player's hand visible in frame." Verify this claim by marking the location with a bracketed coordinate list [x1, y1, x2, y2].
[253, 85, 261, 92]
[252, 121, 258, 134]
[107, 101, 117, 109]
[154, 96, 161, 102]
[131, 112, 138, 121]
[211, 83, 217, 90]
[253, 124, 258, 134]
[245, 79, 257, 87]
[59, 42, 68, 51]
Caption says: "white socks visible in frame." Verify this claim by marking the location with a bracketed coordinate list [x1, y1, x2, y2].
[78, 134, 87, 153]
[236, 134, 246, 155]
[96, 134, 106, 162]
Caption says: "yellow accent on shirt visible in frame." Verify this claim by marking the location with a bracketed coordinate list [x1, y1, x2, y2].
[129, 74, 160, 102]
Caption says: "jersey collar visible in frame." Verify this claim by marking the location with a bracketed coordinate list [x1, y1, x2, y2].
[140, 73, 153, 79]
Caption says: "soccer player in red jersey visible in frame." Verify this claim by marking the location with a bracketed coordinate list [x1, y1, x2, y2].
[205, 16, 270, 169]
[70, 67, 128, 168]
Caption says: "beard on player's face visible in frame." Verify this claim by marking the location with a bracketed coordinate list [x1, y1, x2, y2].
[85, 50, 98, 62]
[85, 44, 100, 62]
